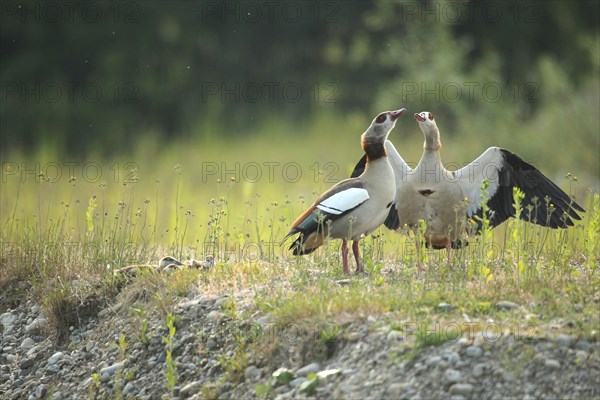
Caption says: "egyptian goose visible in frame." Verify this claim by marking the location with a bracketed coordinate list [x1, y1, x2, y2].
[352, 111, 584, 265]
[284, 108, 406, 273]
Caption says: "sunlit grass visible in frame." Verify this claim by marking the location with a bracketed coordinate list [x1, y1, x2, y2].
[0, 114, 598, 368]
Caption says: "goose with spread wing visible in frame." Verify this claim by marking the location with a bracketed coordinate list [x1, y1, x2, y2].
[351, 111, 584, 267]
[284, 108, 406, 273]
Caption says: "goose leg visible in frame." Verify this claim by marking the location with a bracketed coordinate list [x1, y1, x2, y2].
[341, 239, 350, 274]
[352, 240, 363, 274]
[445, 243, 452, 264]
[415, 239, 426, 273]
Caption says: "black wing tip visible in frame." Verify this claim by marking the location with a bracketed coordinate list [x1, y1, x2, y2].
[351, 154, 367, 178]
[288, 236, 318, 256]
[383, 203, 400, 231]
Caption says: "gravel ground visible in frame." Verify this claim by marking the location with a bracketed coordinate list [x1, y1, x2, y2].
[1, 288, 599, 399]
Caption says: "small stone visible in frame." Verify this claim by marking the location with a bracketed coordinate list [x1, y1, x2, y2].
[449, 383, 474, 395]
[35, 384, 49, 398]
[100, 361, 125, 376]
[180, 381, 203, 397]
[0, 312, 18, 333]
[496, 301, 518, 310]
[544, 359, 561, 370]
[576, 340, 591, 351]
[19, 358, 34, 369]
[123, 382, 135, 395]
[85, 341, 96, 352]
[26, 345, 42, 357]
[445, 351, 461, 365]
[335, 279, 351, 285]
[25, 317, 48, 333]
[465, 346, 483, 358]
[347, 332, 362, 341]
[47, 364, 60, 373]
[207, 311, 221, 321]
[473, 363, 486, 377]
[48, 352, 64, 365]
[426, 356, 442, 367]
[444, 369, 462, 383]
[296, 362, 320, 376]
[437, 302, 454, 312]
[387, 330, 405, 341]
[206, 339, 217, 349]
[244, 365, 260, 380]
[256, 314, 271, 326]
[555, 334, 573, 348]
[20, 338, 35, 351]
[575, 350, 588, 362]
[290, 377, 306, 388]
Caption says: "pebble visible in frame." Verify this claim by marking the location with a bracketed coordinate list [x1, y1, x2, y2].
[244, 365, 260, 380]
[20, 338, 35, 351]
[123, 382, 135, 395]
[555, 334, 573, 348]
[449, 383, 474, 395]
[472, 363, 486, 377]
[437, 302, 454, 312]
[19, 358, 34, 369]
[100, 361, 125, 376]
[35, 384, 49, 398]
[290, 377, 306, 388]
[25, 317, 48, 333]
[496, 300, 518, 310]
[545, 359, 561, 370]
[426, 356, 442, 367]
[207, 311, 221, 321]
[48, 352, 64, 365]
[444, 369, 462, 383]
[465, 346, 483, 358]
[47, 364, 60, 373]
[0, 312, 18, 332]
[575, 350, 588, 362]
[180, 381, 203, 397]
[387, 330, 405, 341]
[296, 362, 321, 376]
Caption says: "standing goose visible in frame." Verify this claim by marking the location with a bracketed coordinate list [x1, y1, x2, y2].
[284, 108, 406, 274]
[352, 111, 584, 266]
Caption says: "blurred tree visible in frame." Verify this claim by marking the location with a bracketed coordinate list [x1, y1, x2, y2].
[0, 0, 597, 156]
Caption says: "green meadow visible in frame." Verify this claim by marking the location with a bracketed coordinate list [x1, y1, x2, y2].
[2, 106, 599, 335]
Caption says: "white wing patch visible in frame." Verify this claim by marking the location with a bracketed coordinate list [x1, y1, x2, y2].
[454, 147, 503, 217]
[317, 187, 369, 215]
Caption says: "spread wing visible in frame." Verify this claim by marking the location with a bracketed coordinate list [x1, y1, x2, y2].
[455, 147, 584, 232]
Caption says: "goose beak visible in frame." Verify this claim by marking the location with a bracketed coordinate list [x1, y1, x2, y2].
[389, 108, 406, 121]
[414, 113, 426, 123]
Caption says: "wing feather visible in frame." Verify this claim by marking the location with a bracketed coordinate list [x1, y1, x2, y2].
[284, 179, 369, 255]
[455, 147, 584, 231]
